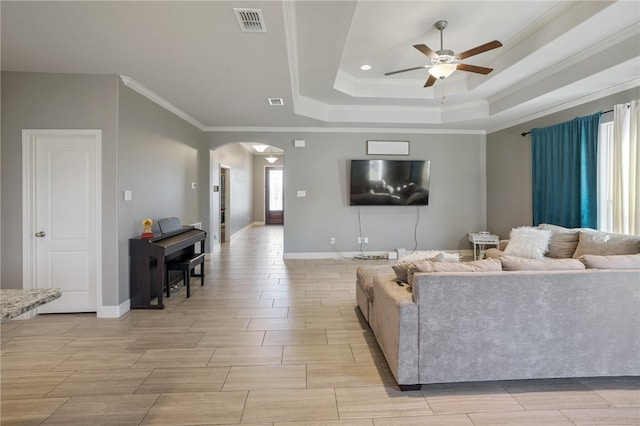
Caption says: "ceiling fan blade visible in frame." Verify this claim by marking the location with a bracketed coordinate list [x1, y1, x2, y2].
[424, 75, 437, 87]
[413, 44, 438, 59]
[456, 40, 502, 60]
[384, 66, 427, 76]
[457, 63, 494, 75]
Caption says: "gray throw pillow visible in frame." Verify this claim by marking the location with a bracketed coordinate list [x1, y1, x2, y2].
[572, 230, 640, 258]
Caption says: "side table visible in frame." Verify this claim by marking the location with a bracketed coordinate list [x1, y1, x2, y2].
[468, 233, 500, 260]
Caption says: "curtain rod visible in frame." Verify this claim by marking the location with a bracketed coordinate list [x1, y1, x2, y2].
[520, 108, 614, 137]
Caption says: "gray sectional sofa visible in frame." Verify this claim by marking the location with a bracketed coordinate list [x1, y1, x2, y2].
[356, 226, 640, 389]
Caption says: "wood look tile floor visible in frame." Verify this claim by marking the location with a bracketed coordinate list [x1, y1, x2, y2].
[2, 225, 639, 425]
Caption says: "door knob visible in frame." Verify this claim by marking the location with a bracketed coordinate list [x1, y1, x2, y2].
[35, 231, 46, 237]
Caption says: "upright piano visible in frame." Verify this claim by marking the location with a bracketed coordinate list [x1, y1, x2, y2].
[129, 224, 206, 309]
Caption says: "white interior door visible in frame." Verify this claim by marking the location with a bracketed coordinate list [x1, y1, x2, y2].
[23, 130, 101, 313]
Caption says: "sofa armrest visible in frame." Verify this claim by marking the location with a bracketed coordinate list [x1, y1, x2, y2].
[371, 274, 419, 385]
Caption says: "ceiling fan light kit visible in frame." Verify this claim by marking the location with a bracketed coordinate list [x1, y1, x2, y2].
[385, 19, 502, 87]
[428, 63, 457, 79]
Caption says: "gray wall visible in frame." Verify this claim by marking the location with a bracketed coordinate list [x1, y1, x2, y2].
[206, 132, 487, 255]
[1, 72, 120, 301]
[487, 86, 640, 239]
[0, 72, 203, 308]
[117, 81, 204, 303]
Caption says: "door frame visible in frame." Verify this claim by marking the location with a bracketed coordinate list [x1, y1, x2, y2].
[22, 129, 103, 317]
[265, 165, 284, 225]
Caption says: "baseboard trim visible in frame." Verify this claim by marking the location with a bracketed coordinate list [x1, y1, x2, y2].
[283, 249, 473, 260]
[98, 299, 130, 318]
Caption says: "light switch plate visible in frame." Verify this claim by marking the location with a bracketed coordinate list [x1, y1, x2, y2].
[191, 182, 197, 189]
[124, 190, 132, 201]
[296, 190, 306, 197]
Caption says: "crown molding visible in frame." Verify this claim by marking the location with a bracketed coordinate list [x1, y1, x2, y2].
[201, 125, 485, 135]
[489, 23, 640, 111]
[486, 79, 640, 134]
[119, 76, 204, 131]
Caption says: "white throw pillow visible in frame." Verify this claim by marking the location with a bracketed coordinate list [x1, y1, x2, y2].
[503, 226, 552, 259]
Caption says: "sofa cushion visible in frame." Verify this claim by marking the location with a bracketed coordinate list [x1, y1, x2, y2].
[356, 265, 394, 300]
[579, 253, 640, 270]
[537, 223, 581, 258]
[392, 252, 459, 283]
[485, 248, 504, 259]
[503, 226, 552, 259]
[501, 255, 585, 271]
[434, 258, 502, 273]
[407, 258, 501, 288]
[572, 229, 640, 258]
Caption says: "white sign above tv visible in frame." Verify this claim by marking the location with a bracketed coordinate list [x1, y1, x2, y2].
[367, 140, 409, 156]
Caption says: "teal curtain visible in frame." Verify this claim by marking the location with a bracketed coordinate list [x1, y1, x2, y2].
[531, 112, 600, 228]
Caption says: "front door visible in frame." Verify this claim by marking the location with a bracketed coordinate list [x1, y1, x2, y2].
[23, 130, 101, 313]
[220, 166, 229, 242]
[265, 167, 283, 225]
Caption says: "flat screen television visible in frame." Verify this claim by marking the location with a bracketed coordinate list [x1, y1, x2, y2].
[350, 159, 430, 206]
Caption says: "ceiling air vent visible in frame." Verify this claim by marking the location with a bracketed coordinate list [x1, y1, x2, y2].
[268, 98, 284, 106]
[234, 8, 266, 32]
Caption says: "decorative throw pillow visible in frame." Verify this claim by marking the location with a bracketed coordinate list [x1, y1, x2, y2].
[400, 250, 443, 262]
[503, 226, 552, 259]
[572, 229, 640, 258]
[432, 252, 461, 262]
[579, 254, 640, 269]
[391, 261, 413, 283]
[501, 255, 585, 271]
[537, 223, 581, 258]
[410, 260, 436, 273]
[407, 260, 435, 288]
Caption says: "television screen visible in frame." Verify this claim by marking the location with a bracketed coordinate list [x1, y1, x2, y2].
[350, 159, 430, 206]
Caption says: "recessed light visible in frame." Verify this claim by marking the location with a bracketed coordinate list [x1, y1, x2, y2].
[360, 64, 372, 71]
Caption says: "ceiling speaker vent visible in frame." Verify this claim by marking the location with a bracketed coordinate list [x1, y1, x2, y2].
[234, 8, 266, 32]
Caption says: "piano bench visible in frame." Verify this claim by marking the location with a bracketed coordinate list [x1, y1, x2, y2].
[165, 253, 205, 298]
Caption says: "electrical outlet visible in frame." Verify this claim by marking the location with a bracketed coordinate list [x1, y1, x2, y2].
[357, 237, 362, 244]
[364, 237, 369, 244]
[330, 237, 336, 245]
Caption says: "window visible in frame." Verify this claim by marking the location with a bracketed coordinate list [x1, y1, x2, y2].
[597, 101, 639, 234]
[597, 113, 614, 231]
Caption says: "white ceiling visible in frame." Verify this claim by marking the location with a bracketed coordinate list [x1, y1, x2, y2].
[2, 1, 639, 133]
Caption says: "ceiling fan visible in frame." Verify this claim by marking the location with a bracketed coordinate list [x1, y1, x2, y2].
[385, 20, 502, 87]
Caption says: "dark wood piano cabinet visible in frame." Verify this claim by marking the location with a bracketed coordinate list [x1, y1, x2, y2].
[129, 226, 206, 309]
